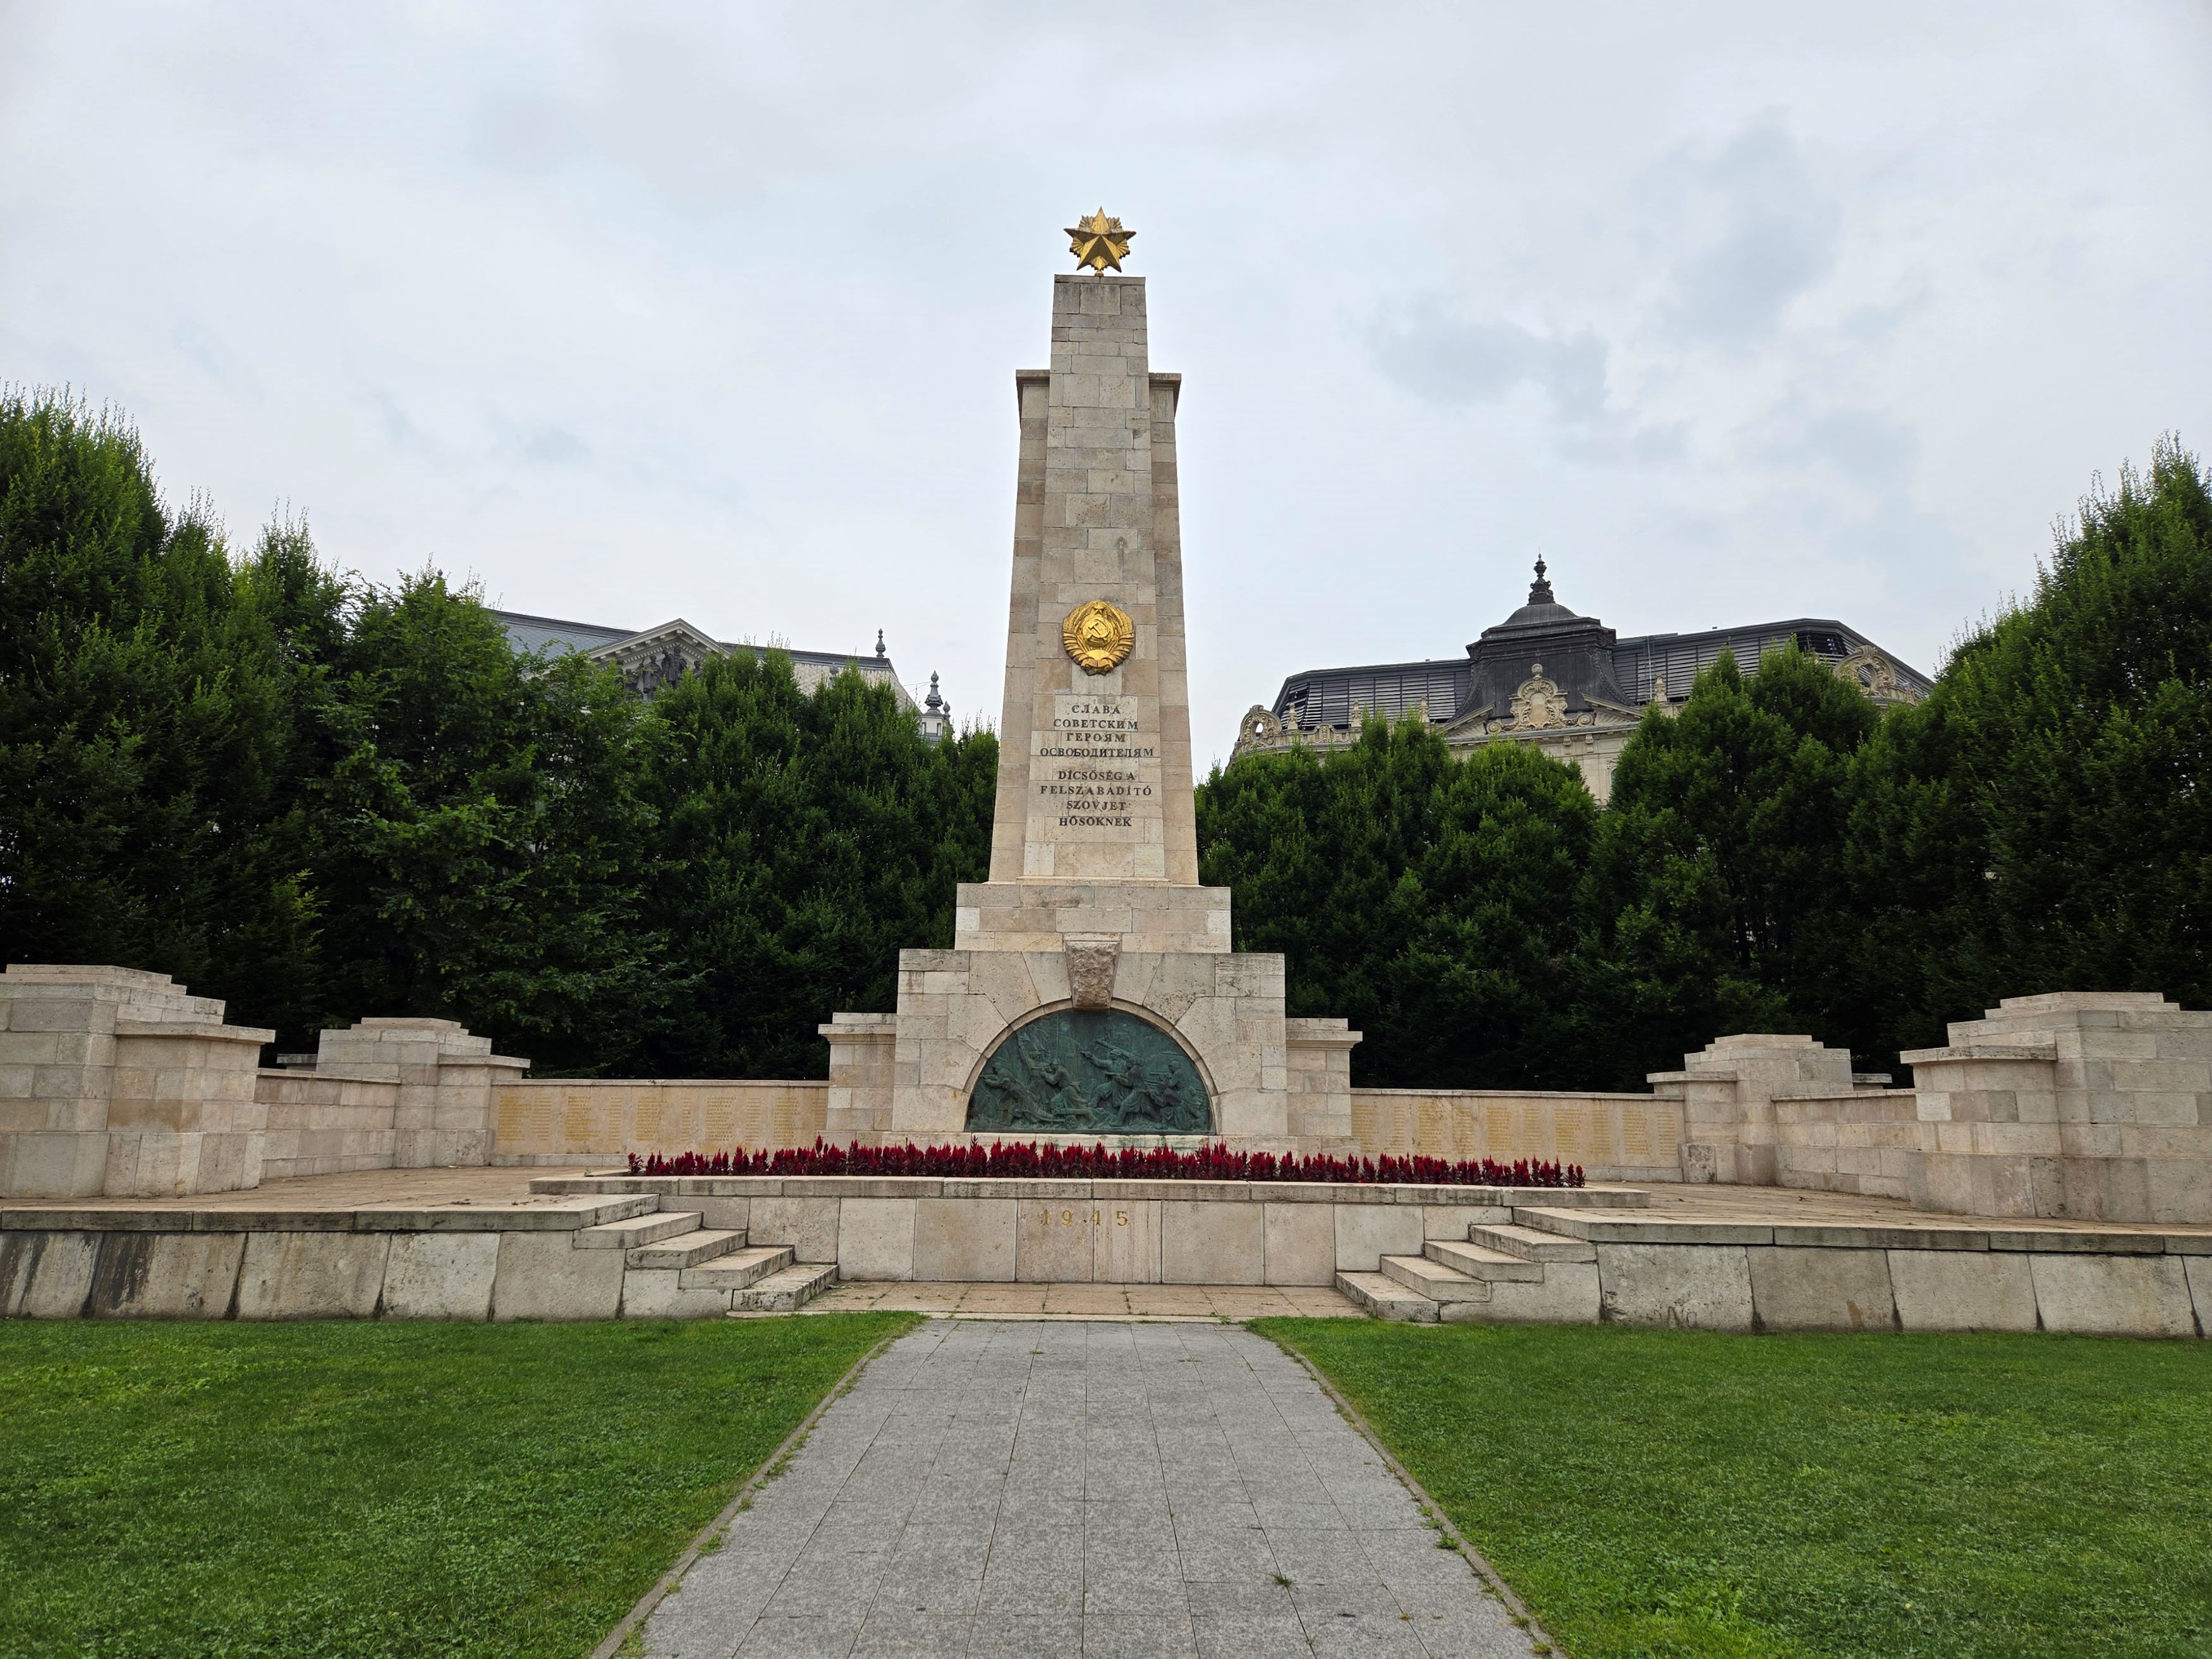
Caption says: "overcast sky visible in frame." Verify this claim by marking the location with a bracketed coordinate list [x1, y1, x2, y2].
[5, 3, 2207, 765]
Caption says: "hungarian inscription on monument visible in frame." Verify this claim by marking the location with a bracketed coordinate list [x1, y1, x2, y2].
[1040, 693, 1155, 831]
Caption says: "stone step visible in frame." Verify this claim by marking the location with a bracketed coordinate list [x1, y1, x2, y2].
[681, 1246, 796, 1291]
[627, 1228, 746, 1270]
[736, 1261, 837, 1313]
[1334, 1270, 1439, 1323]
[576, 1210, 700, 1249]
[1380, 1254, 1490, 1304]
[1468, 1222, 1598, 1263]
[1493, 1186, 1650, 1209]
[1425, 1238, 1546, 1282]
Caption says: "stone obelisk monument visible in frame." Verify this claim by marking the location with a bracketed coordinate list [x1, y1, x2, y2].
[823, 216, 1355, 1150]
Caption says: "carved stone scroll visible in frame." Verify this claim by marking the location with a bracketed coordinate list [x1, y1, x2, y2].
[1064, 935, 1119, 1010]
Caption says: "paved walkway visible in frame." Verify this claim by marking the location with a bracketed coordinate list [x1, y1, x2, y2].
[811, 1282, 1361, 1322]
[641, 1320, 1541, 1658]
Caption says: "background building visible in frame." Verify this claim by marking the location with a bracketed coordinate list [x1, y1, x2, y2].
[490, 610, 951, 740]
[1231, 561, 1929, 803]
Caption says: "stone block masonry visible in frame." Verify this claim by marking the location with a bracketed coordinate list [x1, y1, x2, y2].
[829, 266, 1365, 1150]
[0, 966, 272, 1198]
[13, 1174, 2205, 1339]
[0, 967, 525, 1200]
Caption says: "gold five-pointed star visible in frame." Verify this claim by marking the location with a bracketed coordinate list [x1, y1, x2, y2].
[1064, 209, 1134, 272]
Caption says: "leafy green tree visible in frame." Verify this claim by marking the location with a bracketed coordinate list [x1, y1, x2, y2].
[1567, 643, 1881, 1083]
[1849, 436, 2212, 1046]
[640, 650, 995, 1078]
[1198, 716, 1598, 1086]
[310, 569, 666, 1071]
[0, 392, 327, 1036]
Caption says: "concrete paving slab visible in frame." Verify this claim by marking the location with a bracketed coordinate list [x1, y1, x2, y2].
[637, 1321, 1541, 1658]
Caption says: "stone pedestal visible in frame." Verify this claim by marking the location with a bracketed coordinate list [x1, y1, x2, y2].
[1653, 1033, 1873, 1186]
[311, 1018, 528, 1168]
[820, 1014, 897, 1143]
[829, 267, 1354, 1147]
[0, 964, 273, 1198]
[1905, 992, 2212, 1224]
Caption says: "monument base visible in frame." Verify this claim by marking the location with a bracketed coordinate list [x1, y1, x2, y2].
[822, 944, 1358, 1154]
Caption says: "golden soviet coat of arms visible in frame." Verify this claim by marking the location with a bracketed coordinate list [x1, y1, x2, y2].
[1062, 600, 1136, 674]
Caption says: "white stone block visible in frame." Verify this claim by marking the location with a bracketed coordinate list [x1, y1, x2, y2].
[381, 1231, 501, 1320]
[914, 1198, 1016, 1280]
[837, 1198, 917, 1281]
[2029, 1253, 2197, 1338]
[1887, 1249, 2038, 1332]
[490, 1231, 624, 1321]
[1596, 1243, 1755, 1331]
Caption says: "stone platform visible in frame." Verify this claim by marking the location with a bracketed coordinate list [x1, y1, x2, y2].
[4, 1166, 2207, 1335]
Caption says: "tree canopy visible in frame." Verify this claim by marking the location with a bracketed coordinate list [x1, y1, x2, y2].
[0, 390, 995, 1075]
[5, 386, 2204, 1088]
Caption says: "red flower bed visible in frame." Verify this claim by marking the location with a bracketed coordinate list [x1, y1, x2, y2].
[624, 1138, 1583, 1188]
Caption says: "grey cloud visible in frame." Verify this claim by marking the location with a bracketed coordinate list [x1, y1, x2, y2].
[471, 95, 586, 176]
[1367, 304, 1609, 420]
[517, 424, 590, 466]
[1756, 403, 1918, 490]
[1660, 112, 1839, 345]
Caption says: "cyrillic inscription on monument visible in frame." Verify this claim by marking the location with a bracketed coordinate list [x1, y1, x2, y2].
[1034, 691, 1157, 833]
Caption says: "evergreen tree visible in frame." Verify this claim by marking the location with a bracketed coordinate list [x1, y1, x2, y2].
[1197, 716, 1598, 1086]
[1572, 643, 1875, 1082]
[641, 650, 996, 1078]
[0, 392, 325, 1035]
[312, 569, 665, 1070]
[1850, 436, 2212, 1042]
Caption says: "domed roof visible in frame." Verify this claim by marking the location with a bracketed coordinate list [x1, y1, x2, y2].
[1481, 559, 1591, 638]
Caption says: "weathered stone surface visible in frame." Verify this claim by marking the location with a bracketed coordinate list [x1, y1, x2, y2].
[619, 1267, 730, 1320]
[2029, 1253, 2197, 1337]
[1887, 1249, 2038, 1332]
[913, 1197, 1016, 1280]
[1332, 1203, 1423, 1273]
[380, 1231, 500, 1320]
[747, 1196, 840, 1264]
[1421, 1202, 1512, 1239]
[1442, 1261, 1601, 1325]
[1015, 1198, 1093, 1281]
[1093, 1197, 1162, 1282]
[1064, 935, 1117, 1009]
[490, 1231, 623, 1321]
[2185, 1256, 2212, 1337]
[1746, 1246, 1897, 1332]
[235, 1231, 390, 1320]
[1161, 1200, 1263, 1285]
[1596, 1242, 1755, 1330]
[1261, 1200, 1335, 1285]
[836, 1198, 917, 1281]
[0, 1229, 99, 1317]
[85, 1232, 245, 1318]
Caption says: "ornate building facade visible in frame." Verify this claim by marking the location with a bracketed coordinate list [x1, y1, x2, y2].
[1231, 561, 1928, 804]
[490, 611, 951, 739]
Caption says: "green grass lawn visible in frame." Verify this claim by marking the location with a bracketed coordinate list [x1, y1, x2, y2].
[1253, 1320, 2212, 1659]
[0, 1313, 916, 1659]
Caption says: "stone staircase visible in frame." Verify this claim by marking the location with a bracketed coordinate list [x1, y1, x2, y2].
[1337, 1198, 1636, 1324]
[568, 1203, 837, 1317]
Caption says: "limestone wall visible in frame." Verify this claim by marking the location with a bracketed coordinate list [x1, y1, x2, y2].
[491, 1079, 830, 1165]
[1348, 1087, 1684, 1183]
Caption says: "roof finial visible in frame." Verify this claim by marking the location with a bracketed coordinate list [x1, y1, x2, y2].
[874, 628, 887, 660]
[1528, 555, 1554, 605]
[925, 671, 944, 714]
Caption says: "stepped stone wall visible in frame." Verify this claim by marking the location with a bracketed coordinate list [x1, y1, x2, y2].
[0, 967, 525, 1199]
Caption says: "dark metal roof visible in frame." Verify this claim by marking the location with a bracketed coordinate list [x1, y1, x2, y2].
[488, 609, 896, 674]
[1268, 565, 1933, 731]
